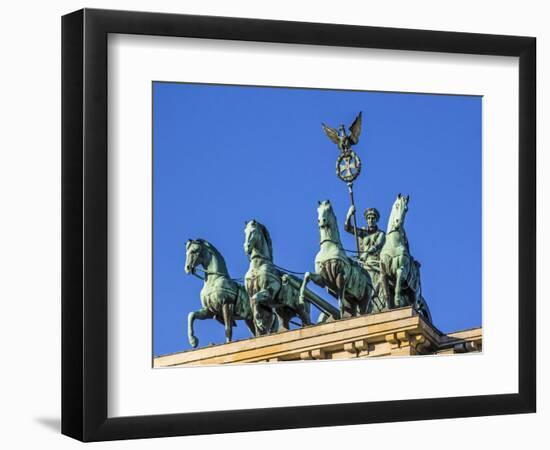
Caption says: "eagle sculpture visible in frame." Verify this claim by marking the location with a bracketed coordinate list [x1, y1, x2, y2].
[322, 112, 363, 154]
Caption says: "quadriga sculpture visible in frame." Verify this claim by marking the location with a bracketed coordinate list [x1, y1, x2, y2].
[379, 194, 432, 322]
[300, 200, 373, 318]
[184, 239, 256, 347]
[243, 220, 312, 335]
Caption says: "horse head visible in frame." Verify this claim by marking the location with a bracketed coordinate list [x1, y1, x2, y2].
[185, 239, 206, 274]
[244, 220, 273, 260]
[317, 200, 336, 229]
[317, 200, 342, 245]
[387, 193, 410, 234]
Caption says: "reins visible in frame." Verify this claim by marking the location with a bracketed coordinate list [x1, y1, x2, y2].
[191, 267, 243, 283]
[319, 238, 362, 256]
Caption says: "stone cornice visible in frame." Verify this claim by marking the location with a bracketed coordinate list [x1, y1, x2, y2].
[154, 307, 482, 367]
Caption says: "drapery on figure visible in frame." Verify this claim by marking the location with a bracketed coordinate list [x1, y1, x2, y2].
[344, 205, 386, 310]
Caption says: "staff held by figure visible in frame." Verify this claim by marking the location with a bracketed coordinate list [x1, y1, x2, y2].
[322, 111, 363, 256]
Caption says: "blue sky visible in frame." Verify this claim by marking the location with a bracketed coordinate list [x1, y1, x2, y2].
[153, 82, 482, 357]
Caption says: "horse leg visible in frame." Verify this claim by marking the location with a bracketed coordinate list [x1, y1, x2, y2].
[270, 314, 279, 333]
[356, 270, 371, 316]
[187, 308, 213, 348]
[409, 272, 424, 317]
[415, 269, 425, 314]
[251, 288, 276, 335]
[356, 293, 368, 315]
[317, 312, 330, 324]
[380, 273, 391, 310]
[288, 280, 311, 326]
[244, 318, 257, 336]
[299, 272, 310, 305]
[397, 256, 413, 308]
[394, 265, 406, 308]
[297, 305, 312, 326]
[379, 258, 392, 310]
[275, 310, 290, 332]
[299, 272, 326, 305]
[336, 271, 351, 318]
[222, 303, 233, 343]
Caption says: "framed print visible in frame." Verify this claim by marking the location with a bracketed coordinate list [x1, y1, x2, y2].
[61, 8, 536, 442]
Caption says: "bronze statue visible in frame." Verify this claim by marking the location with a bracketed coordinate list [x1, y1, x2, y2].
[322, 112, 364, 254]
[184, 239, 257, 347]
[378, 194, 432, 322]
[322, 112, 362, 155]
[299, 200, 373, 319]
[181, 112, 435, 351]
[344, 205, 386, 312]
[243, 220, 312, 334]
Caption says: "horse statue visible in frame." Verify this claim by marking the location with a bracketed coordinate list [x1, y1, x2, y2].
[244, 220, 312, 335]
[379, 194, 432, 322]
[300, 200, 372, 319]
[184, 239, 256, 348]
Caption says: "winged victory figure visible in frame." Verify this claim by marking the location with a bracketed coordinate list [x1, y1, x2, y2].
[322, 112, 362, 154]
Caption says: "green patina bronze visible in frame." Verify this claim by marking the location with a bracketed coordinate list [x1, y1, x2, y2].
[379, 194, 432, 322]
[184, 239, 256, 348]
[322, 112, 364, 256]
[243, 220, 312, 335]
[181, 113, 435, 350]
[299, 200, 373, 319]
[322, 111, 362, 156]
[344, 204, 386, 313]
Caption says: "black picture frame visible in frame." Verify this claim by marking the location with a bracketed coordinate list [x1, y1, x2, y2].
[62, 8, 536, 442]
